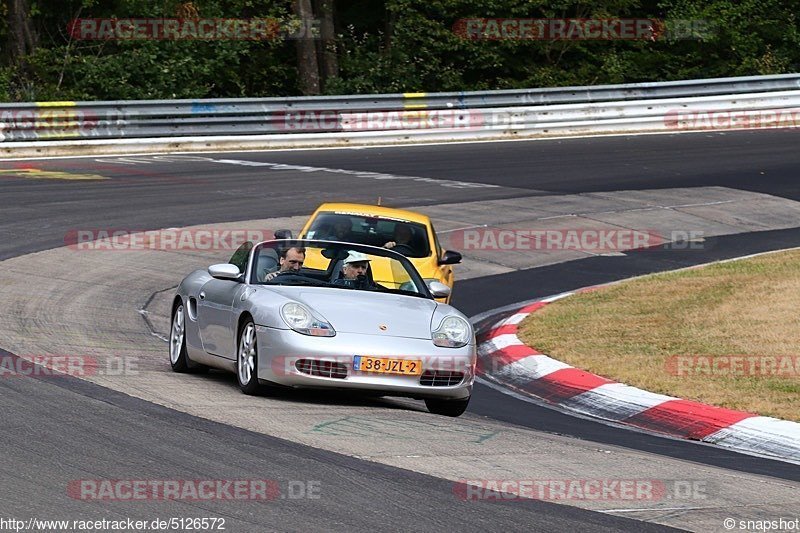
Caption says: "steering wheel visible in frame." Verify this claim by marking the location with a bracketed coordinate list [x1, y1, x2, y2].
[391, 243, 415, 256]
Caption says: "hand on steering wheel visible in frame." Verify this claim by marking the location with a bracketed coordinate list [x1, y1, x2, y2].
[391, 243, 415, 255]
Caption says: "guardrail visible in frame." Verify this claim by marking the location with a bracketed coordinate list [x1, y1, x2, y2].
[1, 73, 799, 155]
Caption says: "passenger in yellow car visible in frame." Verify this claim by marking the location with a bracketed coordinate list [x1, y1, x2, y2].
[319, 220, 352, 241]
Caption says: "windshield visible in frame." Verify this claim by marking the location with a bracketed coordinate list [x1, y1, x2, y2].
[302, 212, 431, 258]
[249, 239, 431, 298]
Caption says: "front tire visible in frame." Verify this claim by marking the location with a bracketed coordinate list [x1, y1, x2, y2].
[237, 319, 262, 395]
[425, 396, 470, 417]
[170, 302, 208, 374]
[169, 303, 191, 372]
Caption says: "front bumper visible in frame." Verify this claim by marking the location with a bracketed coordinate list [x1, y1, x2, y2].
[255, 326, 475, 400]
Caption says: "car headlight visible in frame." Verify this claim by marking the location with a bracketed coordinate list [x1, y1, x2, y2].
[432, 316, 470, 348]
[281, 303, 335, 337]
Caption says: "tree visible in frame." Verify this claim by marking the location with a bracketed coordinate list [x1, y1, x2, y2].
[1, 0, 799, 101]
[5, 0, 37, 62]
[316, 0, 339, 84]
[293, 0, 320, 94]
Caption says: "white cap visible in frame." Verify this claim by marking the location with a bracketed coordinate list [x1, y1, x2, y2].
[344, 250, 371, 264]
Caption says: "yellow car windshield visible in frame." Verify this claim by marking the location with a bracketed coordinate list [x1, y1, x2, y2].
[303, 212, 431, 258]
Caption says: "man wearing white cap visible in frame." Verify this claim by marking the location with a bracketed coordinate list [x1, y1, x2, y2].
[333, 250, 376, 289]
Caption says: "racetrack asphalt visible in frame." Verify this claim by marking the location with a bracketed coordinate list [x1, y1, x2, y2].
[1, 129, 799, 530]
[2, 348, 675, 532]
[3, 128, 800, 261]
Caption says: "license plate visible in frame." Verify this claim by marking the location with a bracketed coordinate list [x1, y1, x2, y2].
[354, 356, 422, 376]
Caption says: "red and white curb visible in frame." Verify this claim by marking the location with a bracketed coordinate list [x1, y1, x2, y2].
[477, 289, 800, 464]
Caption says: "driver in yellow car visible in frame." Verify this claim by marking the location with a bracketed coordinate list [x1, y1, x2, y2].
[383, 223, 414, 252]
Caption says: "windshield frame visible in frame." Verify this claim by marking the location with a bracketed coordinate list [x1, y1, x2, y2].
[246, 239, 434, 299]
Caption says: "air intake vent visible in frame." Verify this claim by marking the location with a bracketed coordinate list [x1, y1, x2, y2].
[295, 359, 347, 379]
[420, 370, 464, 386]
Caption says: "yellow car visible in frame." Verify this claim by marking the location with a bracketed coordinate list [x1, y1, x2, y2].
[296, 203, 462, 303]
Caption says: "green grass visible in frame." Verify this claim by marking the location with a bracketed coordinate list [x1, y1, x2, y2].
[517, 249, 800, 421]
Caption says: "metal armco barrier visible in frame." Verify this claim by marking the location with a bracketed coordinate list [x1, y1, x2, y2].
[1, 73, 799, 150]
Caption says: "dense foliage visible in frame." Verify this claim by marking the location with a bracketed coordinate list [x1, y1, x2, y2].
[1, 0, 798, 101]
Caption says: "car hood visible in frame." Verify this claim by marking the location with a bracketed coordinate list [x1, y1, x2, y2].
[267, 286, 438, 339]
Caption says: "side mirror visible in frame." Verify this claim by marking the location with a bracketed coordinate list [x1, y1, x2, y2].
[426, 280, 452, 299]
[274, 229, 293, 239]
[208, 263, 241, 280]
[439, 250, 462, 265]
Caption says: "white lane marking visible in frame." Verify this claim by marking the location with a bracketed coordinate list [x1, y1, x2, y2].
[439, 224, 489, 234]
[90, 155, 500, 189]
[99, 155, 217, 165]
[97, 157, 156, 165]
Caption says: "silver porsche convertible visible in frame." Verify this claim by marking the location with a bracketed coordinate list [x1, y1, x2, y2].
[169, 239, 476, 416]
